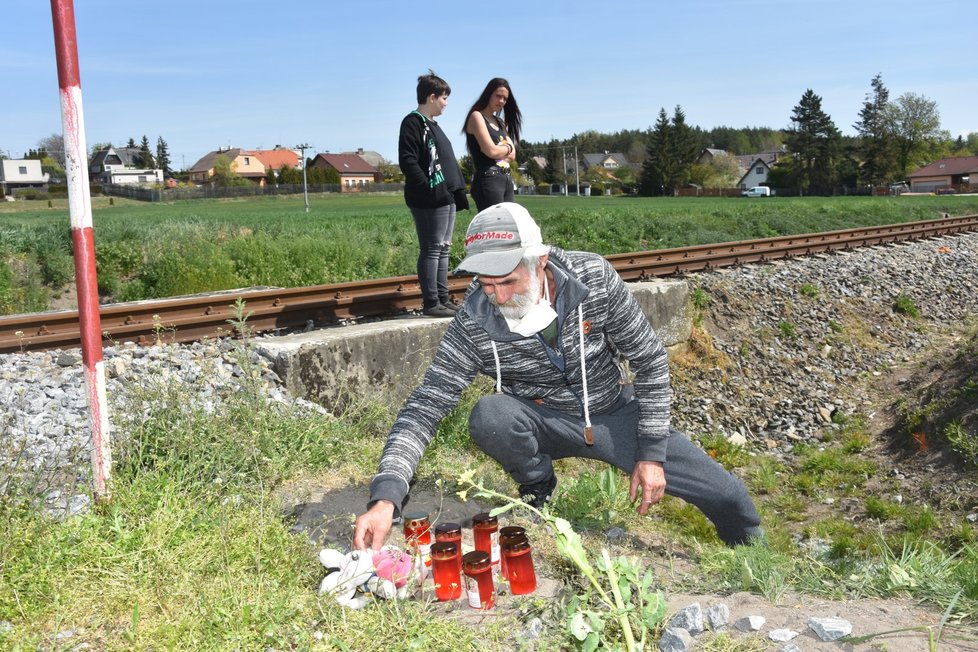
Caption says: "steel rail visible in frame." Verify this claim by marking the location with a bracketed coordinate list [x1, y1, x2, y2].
[2, 214, 977, 354]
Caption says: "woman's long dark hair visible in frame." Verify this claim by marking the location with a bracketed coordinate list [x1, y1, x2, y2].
[463, 77, 522, 145]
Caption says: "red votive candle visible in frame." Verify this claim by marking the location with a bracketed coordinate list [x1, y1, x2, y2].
[430, 541, 462, 601]
[502, 535, 537, 595]
[461, 550, 495, 610]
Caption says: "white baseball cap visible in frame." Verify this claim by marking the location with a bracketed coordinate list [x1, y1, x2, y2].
[455, 202, 545, 276]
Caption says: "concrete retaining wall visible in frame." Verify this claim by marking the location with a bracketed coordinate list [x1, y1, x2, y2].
[256, 279, 691, 411]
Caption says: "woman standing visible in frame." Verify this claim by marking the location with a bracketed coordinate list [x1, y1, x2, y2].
[399, 71, 468, 318]
[464, 78, 523, 211]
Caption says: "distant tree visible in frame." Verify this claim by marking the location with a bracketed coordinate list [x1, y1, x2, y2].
[126, 138, 137, 150]
[306, 165, 339, 184]
[544, 139, 564, 185]
[35, 133, 66, 167]
[854, 74, 897, 186]
[212, 154, 242, 186]
[887, 92, 945, 177]
[456, 154, 474, 185]
[155, 137, 171, 177]
[89, 142, 113, 158]
[277, 164, 302, 184]
[784, 89, 840, 195]
[137, 135, 155, 169]
[523, 157, 545, 184]
[376, 156, 402, 183]
[639, 108, 672, 196]
[669, 105, 701, 189]
[967, 133, 978, 156]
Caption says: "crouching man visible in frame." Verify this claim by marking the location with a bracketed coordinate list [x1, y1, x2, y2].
[353, 202, 761, 550]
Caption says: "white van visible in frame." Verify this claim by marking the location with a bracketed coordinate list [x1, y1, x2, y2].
[741, 186, 771, 198]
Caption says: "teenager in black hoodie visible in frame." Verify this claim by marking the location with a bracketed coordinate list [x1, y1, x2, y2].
[398, 71, 469, 318]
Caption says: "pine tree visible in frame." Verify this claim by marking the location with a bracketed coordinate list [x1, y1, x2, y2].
[155, 137, 171, 177]
[639, 108, 671, 196]
[854, 74, 896, 186]
[785, 89, 840, 195]
[138, 135, 155, 169]
[669, 105, 701, 189]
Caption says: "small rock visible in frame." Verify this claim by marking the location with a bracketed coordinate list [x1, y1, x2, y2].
[57, 352, 81, 367]
[780, 645, 802, 652]
[808, 616, 852, 641]
[769, 628, 799, 642]
[966, 513, 977, 523]
[658, 627, 693, 652]
[606, 526, 626, 542]
[668, 603, 703, 634]
[706, 603, 729, 630]
[727, 432, 748, 447]
[523, 617, 543, 638]
[735, 615, 765, 632]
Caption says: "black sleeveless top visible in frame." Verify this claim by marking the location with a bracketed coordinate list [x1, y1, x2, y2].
[466, 113, 509, 174]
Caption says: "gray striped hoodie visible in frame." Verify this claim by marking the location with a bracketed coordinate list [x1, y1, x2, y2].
[368, 247, 672, 510]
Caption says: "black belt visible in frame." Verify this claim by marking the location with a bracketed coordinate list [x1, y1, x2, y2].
[481, 165, 511, 177]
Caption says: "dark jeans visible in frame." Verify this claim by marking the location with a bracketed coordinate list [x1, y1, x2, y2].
[410, 203, 457, 308]
[468, 392, 763, 546]
[471, 172, 514, 212]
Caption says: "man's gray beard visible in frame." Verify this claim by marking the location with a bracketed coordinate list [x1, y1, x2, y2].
[490, 265, 541, 320]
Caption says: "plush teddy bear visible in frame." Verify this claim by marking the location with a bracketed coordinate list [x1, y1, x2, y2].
[319, 546, 425, 609]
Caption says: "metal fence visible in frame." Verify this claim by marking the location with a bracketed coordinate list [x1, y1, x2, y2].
[101, 182, 405, 202]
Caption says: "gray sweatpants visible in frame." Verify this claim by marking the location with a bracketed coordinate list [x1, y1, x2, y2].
[468, 391, 762, 546]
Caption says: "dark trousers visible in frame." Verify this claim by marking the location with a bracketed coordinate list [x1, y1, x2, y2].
[410, 203, 456, 308]
[468, 392, 763, 546]
[471, 173, 514, 212]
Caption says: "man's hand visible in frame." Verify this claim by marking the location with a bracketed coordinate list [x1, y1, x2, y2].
[352, 500, 395, 551]
[630, 461, 666, 515]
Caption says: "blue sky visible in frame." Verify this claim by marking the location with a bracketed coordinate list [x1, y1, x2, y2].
[2, 0, 975, 169]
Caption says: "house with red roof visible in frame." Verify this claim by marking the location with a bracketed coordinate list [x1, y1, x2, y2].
[908, 156, 978, 193]
[189, 148, 267, 184]
[311, 152, 379, 190]
[252, 147, 301, 175]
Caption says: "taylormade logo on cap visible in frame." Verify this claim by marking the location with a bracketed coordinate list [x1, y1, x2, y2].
[456, 202, 544, 276]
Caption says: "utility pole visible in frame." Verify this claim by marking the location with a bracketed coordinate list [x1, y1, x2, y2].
[295, 143, 311, 213]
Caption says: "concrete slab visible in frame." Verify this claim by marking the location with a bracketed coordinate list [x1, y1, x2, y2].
[256, 279, 690, 411]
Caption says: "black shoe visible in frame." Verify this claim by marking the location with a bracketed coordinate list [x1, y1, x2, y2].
[519, 474, 557, 509]
[422, 304, 456, 318]
[439, 301, 460, 312]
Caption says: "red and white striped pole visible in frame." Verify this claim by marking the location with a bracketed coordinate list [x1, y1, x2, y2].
[50, 0, 111, 500]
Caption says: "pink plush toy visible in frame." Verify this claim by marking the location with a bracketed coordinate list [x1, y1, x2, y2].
[319, 545, 426, 608]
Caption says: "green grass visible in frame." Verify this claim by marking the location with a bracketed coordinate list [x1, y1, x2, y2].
[2, 193, 978, 314]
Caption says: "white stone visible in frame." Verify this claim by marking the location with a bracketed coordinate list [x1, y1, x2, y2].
[808, 616, 852, 641]
[734, 615, 765, 632]
[706, 603, 729, 630]
[769, 628, 799, 642]
[668, 603, 703, 634]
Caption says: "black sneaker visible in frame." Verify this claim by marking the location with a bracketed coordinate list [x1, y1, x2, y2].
[422, 304, 456, 318]
[439, 301, 461, 312]
[519, 474, 557, 509]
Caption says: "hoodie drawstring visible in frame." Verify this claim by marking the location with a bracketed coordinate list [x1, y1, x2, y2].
[490, 304, 593, 445]
[577, 304, 593, 445]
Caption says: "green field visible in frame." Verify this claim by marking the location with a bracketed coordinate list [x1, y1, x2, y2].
[2, 192, 978, 314]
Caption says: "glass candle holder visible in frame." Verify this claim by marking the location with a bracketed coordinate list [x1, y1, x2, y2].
[430, 541, 462, 601]
[461, 550, 495, 610]
[501, 535, 537, 595]
[498, 525, 526, 580]
[403, 511, 432, 567]
[471, 512, 500, 574]
[434, 522, 462, 571]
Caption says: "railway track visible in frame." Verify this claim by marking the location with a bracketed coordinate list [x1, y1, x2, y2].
[2, 214, 977, 354]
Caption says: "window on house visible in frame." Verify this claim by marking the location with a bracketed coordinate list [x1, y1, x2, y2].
[244, 157, 250, 165]
[19, 166, 28, 174]
[139, 176, 147, 183]
[755, 166, 763, 174]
